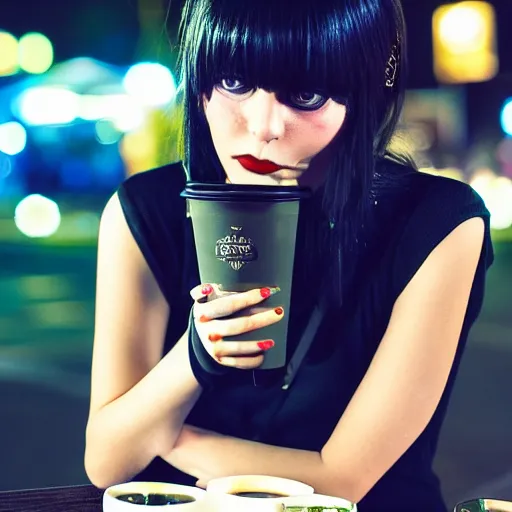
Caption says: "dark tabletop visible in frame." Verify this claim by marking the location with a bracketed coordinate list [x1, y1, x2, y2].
[0, 484, 103, 512]
[2, 485, 510, 512]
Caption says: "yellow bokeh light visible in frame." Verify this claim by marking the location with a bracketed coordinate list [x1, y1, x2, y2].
[0, 31, 19, 76]
[438, 5, 486, 53]
[433, 1, 498, 84]
[18, 32, 54, 74]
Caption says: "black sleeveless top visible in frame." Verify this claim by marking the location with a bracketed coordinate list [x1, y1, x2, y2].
[117, 160, 494, 512]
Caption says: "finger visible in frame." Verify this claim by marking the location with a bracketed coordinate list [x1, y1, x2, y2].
[195, 287, 281, 321]
[199, 306, 284, 335]
[195, 480, 207, 489]
[217, 354, 265, 370]
[190, 283, 222, 303]
[212, 339, 275, 358]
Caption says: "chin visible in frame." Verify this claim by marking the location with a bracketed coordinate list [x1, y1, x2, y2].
[225, 168, 276, 186]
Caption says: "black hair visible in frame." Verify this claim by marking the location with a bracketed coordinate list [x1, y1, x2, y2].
[177, 0, 410, 308]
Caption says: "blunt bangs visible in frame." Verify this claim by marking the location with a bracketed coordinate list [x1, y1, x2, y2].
[181, 0, 391, 101]
[177, 0, 410, 307]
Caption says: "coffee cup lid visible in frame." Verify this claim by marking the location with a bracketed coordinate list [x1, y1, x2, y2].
[181, 182, 312, 202]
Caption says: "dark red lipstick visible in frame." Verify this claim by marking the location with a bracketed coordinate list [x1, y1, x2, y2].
[234, 155, 284, 174]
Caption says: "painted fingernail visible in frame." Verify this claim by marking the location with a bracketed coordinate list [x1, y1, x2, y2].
[260, 286, 281, 298]
[257, 340, 275, 350]
[199, 315, 210, 323]
[201, 284, 214, 295]
[208, 333, 222, 342]
[274, 307, 284, 316]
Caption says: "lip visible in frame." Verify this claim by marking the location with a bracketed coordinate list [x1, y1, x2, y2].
[233, 155, 285, 174]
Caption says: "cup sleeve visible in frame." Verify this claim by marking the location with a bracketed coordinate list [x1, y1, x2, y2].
[187, 308, 233, 390]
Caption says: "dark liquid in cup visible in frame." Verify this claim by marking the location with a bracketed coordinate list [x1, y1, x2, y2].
[231, 491, 289, 498]
[115, 493, 196, 505]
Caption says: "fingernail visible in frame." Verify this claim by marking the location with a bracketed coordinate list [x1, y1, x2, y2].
[274, 307, 284, 316]
[208, 333, 222, 342]
[257, 340, 275, 350]
[199, 315, 210, 323]
[201, 284, 214, 295]
[260, 286, 281, 299]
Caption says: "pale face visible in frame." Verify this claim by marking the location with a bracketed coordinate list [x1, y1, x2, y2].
[202, 79, 347, 188]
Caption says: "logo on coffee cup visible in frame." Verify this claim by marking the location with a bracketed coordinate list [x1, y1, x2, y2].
[215, 226, 258, 270]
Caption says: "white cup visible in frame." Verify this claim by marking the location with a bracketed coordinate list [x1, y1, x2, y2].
[102, 482, 206, 511]
[282, 493, 357, 511]
[206, 475, 314, 512]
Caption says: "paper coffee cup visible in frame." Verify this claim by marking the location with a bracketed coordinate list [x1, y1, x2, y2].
[206, 474, 314, 512]
[181, 182, 311, 369]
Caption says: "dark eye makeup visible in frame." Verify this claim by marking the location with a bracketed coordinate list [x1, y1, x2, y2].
[215, 76, 338, 111]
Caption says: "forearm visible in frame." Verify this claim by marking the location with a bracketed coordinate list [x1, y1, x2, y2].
[85, 331, 202, 488]
[165, 426, 346, 498]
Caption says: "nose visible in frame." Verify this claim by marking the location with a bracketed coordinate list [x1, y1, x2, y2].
[243, 89, 285, 143]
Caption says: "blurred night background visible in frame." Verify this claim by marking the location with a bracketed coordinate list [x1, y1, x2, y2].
[0, 0, 511, 508]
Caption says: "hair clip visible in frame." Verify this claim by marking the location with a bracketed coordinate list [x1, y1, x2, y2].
[385, 37, 400, 88]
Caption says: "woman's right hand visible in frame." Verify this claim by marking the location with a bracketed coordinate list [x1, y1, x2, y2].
[190, 284, 284, 370]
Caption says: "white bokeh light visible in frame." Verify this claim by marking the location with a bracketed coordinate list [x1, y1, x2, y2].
[123, 62, 177, 107]
[0, 122, 27, 155]
[17, 87, 80, 126]
[14, 194, 61, 238]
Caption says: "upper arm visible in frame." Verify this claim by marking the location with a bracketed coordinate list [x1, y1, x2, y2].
[320, 216, 485, 501]
[88, 192, 170, 417]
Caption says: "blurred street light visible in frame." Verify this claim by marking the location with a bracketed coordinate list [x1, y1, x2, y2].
[14, 194, 61, 238]
[0, 122, 27, 155]
[123, 62, 177, 107]
[18, 33, 54, 74]
[501, 98, 512, 137]
[433, 1, 498, 84]
[470, 171, 512, 230]
[0, 31, 19, 76]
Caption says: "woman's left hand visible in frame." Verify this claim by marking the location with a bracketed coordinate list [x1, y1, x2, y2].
[189, 283, 283, 370]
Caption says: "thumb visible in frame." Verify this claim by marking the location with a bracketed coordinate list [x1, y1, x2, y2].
[189, 283, 222, 303]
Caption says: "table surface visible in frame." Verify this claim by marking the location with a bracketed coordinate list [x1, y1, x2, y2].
[2, 484, 511, 512]
[0, 484, 103, 512]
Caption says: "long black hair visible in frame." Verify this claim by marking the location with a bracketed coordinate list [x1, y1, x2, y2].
[177, 0, 410, 308]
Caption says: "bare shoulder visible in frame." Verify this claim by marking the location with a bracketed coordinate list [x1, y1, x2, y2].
[89, 192, 170, 415]
[400, 215, 485, 299]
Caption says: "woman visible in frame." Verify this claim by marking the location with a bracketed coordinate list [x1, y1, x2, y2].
[84, 0, 494, 510]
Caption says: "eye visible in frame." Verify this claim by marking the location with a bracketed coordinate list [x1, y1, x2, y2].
[217, 77, 252, 94]
[288, 92, 328, 111]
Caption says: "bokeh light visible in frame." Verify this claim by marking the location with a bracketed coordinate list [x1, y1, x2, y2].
[17, 87, 80, 126]
[123, 62, 177, 107]
[79, 94, 145, 132]
[0, 122, 27, 156]
[18, 32, 54, 74]
[438, 3, 487, 53]
[0, 153, 12, 179]
[0, 31, 19, 76]
[432, 1, 498, 84]
[14, 194, 62, 238]
[95, 119, 122, 145]
[112, 103, 146, 132]
[470, 170, 512, 230]
[501, 98, 512, 137]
